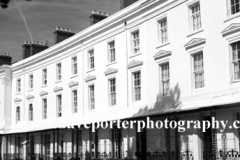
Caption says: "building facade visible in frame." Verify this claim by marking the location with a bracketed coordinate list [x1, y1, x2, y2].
[1, 0, 240, 159]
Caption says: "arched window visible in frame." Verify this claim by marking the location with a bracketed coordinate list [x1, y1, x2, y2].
[16, 107, 20, 122]
[29, 104, 33, 121]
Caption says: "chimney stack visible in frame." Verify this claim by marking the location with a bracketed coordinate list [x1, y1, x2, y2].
[0, 52, 12, 66]
[120, 0, 138, 9]
[22, 41, 48, 59]
[90, 10, 111, 26]
[54, 26, 75, 44]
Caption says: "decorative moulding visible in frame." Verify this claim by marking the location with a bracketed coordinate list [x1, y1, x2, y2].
[104, 68, 118, 76]
[14, 97, 22, 102]
[68, 81, 79, 88]
[221, 23, 240, 37]
[39, 91, 48, 96]
[53, 86, 63, 92]
[26, 94, 34, 100]
[85, 75, 96, 82]
[184, 38, 206, 49]
[128, 60, 143, 69]
[153, 50, 172, 60]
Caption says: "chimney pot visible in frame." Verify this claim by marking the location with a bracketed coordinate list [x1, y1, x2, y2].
[0, 52, 12, 66]
[120, 0, 138, 9]
[90, 10, 110, 25]
[54, 26, 75, 44]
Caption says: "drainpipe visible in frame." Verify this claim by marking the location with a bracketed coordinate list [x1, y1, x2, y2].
[22, 66, 26, 122]
[125, 22, 129, 108]
[81, 41, 85, 115]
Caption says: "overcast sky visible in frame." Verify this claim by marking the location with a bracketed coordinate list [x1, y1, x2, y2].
[0, 0, 120, 62]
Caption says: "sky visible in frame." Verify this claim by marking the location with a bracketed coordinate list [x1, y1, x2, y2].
[0, 0, 120, 63]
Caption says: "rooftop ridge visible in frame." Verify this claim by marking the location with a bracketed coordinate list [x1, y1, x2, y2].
[55, 26, 73, 33]
[92, 10, 111, 17]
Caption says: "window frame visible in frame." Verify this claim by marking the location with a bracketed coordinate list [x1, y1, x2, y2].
[88, 49, 95, 70]
[89, 84, 95, 110]
[72, 56, 78, 75]
[131, 30, 140, 54]
[16, 107, 20, 123]
[158, 17, 168, 44]
[16, 78, 21, 93]
[42, 69, 47, 86]
[108, 41, 116, 63]
[42, 98, 47, 120]
[160, 62, 170, 96]
[109, 78, 116, 106]
[29, 74, 33, 89]
[230, 41, 240, 81]
[56, 94, 62, 118]
[29, 104, 33, 121]
[56, 63, 62, 81]
[72, 89, 78, 113]
[133, 71, 141, 101]
[192, 51, 205, 89]
[188, 1, 202, 32]
[228, 0, 240, 16]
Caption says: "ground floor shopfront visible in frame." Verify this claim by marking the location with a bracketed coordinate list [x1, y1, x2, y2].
[1, 106, 240, 160]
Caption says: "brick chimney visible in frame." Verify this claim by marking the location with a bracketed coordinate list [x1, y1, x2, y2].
[22, 41, 48, 59]
[54, 27, 75, 44]
[90, 10, 111, 26]
[0, 52, 12, 66]
[120, 0, 138, 9]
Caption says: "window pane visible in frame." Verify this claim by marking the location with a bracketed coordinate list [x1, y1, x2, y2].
[193, 52, 204, 89]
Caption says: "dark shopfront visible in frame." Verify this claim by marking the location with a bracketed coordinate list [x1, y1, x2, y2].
[1, 108, 240, 160]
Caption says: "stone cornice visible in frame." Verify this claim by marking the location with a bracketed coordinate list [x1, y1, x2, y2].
[68, 81, 79, 88]
[85, 75, 96, 82]
[39, 91, 48, 96]
[104, 68, 118, 76]
[26, 94, 34, 100]
[14, 97, 22, 103]
[128, 60, 143, 69]
[53, 86, 63, 92]
[153, 50, 172, 60]
[221, 23, 240, 37]
[184, 38, 206, 49]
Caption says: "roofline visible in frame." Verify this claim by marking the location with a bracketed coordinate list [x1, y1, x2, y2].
[11, 0, 175, 71]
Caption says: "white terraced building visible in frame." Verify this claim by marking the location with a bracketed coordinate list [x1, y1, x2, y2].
[1, 0, 240, 160]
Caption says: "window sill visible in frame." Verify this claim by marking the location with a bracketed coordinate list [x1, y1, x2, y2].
[129, 52, 142, 58]
[55, 80, 62, 84]
[71, 74, 78, 79]
[224, 12, 240, 23]
[187, 28, 204, 37]
[15, 92, 21, 95]
[86, 68, 95, 73]
[156, 42, 170, 49]
[42, 85, 48, 88]
[28, 89, 33, 92]
[232, 79, 240, 83]
[106, 61, 117, 67]
[192, 87, 205, 95]
[132, 100, 142, 106]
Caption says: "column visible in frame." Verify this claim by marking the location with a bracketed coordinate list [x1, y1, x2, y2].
[53, 130, 55, 159]
[26, 133, 29, 160]
[175, 114, 180, 160]
[18, 134, 20, 159]
[57, 129, 59, 158]
[71, 128, 74, 158]
[89, 126, 92, 160]
[6, 135, 8, 160]
[211, 109, 217, 160]
[76, 127, 79, 159]
[41, 132, 43, 159]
